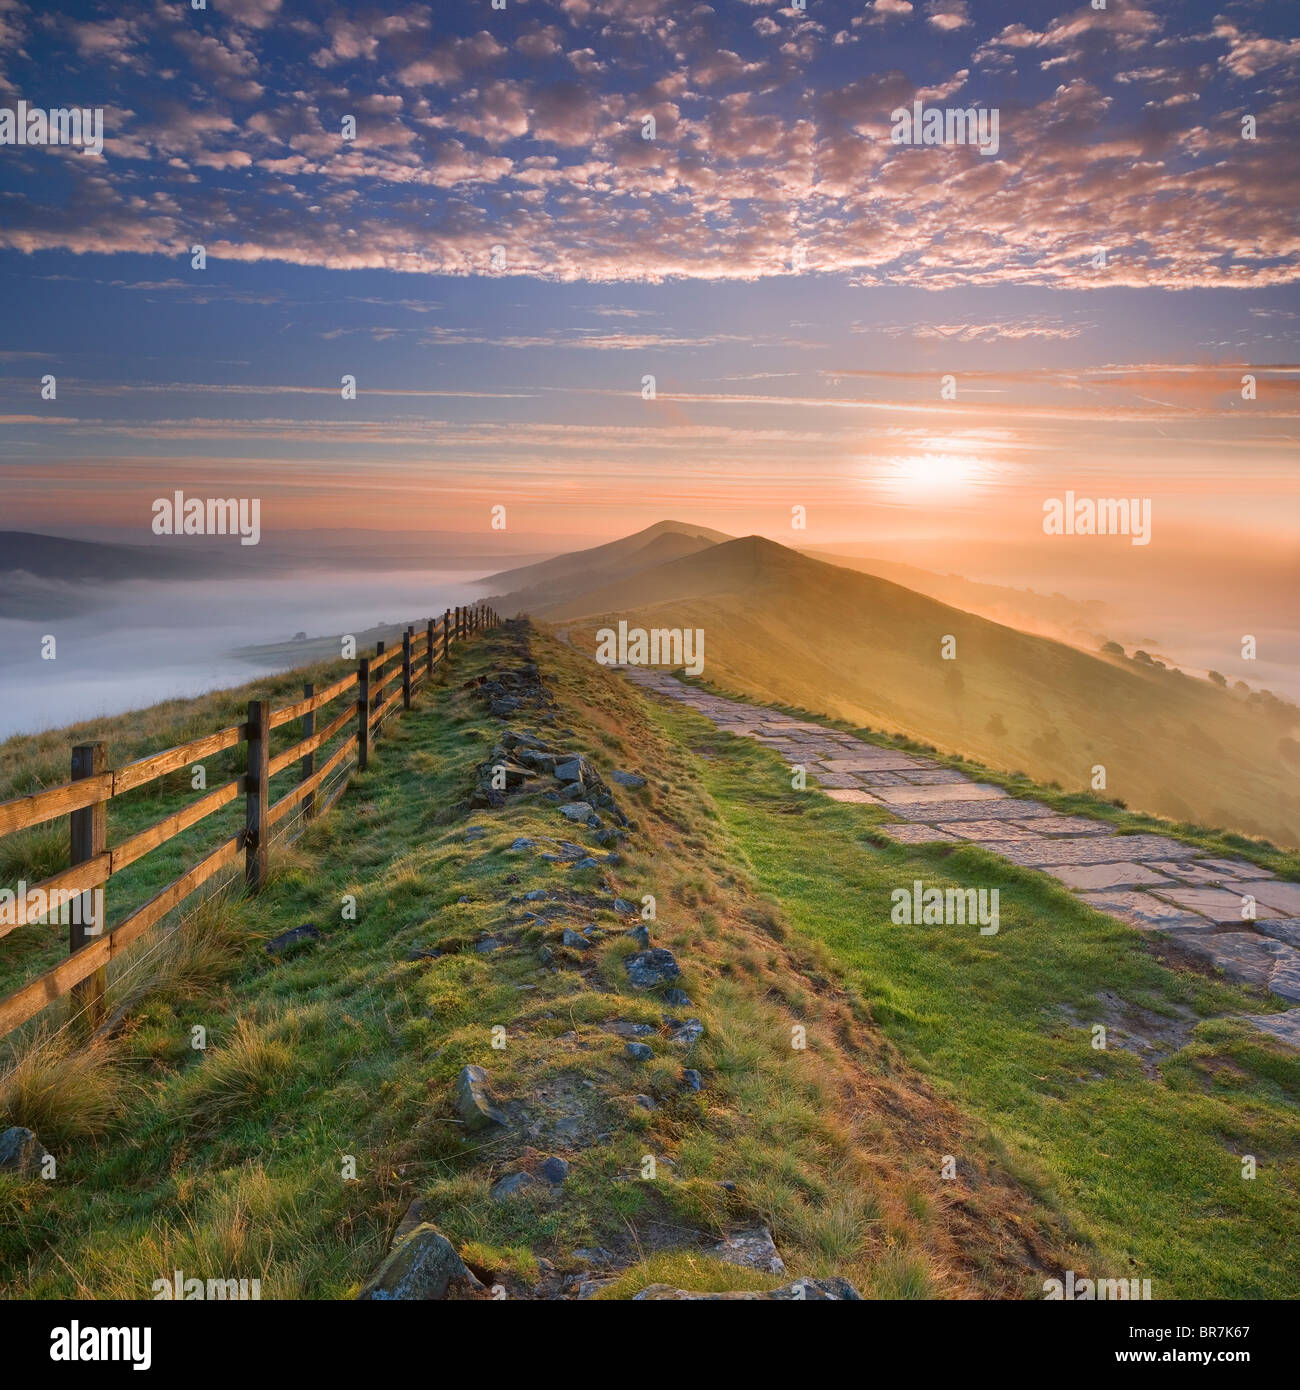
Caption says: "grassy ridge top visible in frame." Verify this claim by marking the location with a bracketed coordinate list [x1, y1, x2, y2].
[546, 536, 1300, 848]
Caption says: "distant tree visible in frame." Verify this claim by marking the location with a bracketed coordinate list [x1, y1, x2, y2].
[1207, 670, 1227, 687]
[1234, 680, 1250, 694]
[1132, 649, 1153, 664]
[1100, 640, 1125, 657]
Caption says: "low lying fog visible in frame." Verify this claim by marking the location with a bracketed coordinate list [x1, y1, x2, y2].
[0, 569, 490, 740]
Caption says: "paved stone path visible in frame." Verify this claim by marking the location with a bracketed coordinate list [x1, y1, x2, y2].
[622, 668, 1300, 1049]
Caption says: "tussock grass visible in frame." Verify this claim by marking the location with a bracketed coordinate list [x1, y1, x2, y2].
[0, 1032, 125, 1145]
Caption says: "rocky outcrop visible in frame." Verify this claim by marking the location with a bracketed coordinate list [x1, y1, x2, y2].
[357, 1224, 486, 1301]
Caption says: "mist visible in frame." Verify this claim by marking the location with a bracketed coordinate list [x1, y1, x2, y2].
[0, 568, 492, 741]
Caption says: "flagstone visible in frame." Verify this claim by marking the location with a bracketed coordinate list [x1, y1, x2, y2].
[822, 788, 881, 804]
[934, 819, 1047, 842]
[1257, 919, 1300, 949]
[1077, 890, 1215, 930]
[1150, 885, 1262, 924]
[885, 798, 1054, 822]
[875, 822, 961, 844]
[1241, 1009, 1300, 1048]
[809, 772, 868, 788]
[1017, 815, 1116, 837]
[996, 835, 1199, 868]
[872, 782, 1009, 805]
[1046, 862, 1177, 892]
[1238, 880, 1300, 916]
[1145, 860, 1269, 886]
[819, 756, 928, 773]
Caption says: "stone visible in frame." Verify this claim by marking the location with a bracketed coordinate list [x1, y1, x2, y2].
[1159, 929, 1285, 991]
[473, 936, 504, 953]
[1241, 881, 1300, 917]
[635, 1094, 657, 1110]
[610, 770, 647, 789]
[663, 987, 692, 1008]
[1257, 920, 1300, 949]
[626, 948, 681, 989]
[465, 826, 486, 840]
[540, 1156, 569, 1183]
[604, 1020, 654, 1038]
[712, 1227, 786, 1275]
[876, 823, 961, 844]
[822, 789, 880, 803]
[538, 945, 555, 967]
[1241, 1009, 1300, 1048]
[625, 924, 651, 949]
[560, 802, 594, 822]
[357, 1225, 485, 1301]
[1151, 886, 1261, 924]
[525, 889, 548, 901]
[562, 928, 592, 949]
[669, 1018, 705, 1047]
[554, 757, 588, 784]
[0, 1126, 46, 1176]
[510, 837, 536, 850]
[626, 1042, 654, 1062]
[1077, 891, 1212, 931]
[392, 1199, 427, 1244]
[1001, 835, 1199, 868]
[873, 782, 1008, 805]
[1046, 863, 1176, 892]
[574, 857, 600, 870]
[454, 1064, 508, 1132]
[264, 923, 320, 954]
[634, 1278, 862, 1301]
[490, 1171, 534, 1201]
[681, 1068, 704, 1091]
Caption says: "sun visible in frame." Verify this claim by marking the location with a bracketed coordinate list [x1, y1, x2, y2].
[875, 452, 993, 500]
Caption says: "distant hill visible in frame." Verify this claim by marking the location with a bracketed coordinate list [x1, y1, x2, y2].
[535, 533, 1299, 847]
[481, 520, 732, 611]
[0, 531, 215, 583]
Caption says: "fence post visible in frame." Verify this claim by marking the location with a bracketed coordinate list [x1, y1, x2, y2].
[426, 618, 434, 679]
[442, 609, 451, 664]
[358, 657, 371, 771]
[245, 700, 270, 892]
[69, 740, 107, 1033]
[301, 683, 316, 821]
[402, 627, 413, 711]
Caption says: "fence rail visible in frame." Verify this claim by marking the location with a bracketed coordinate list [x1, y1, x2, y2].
[0, 602, 498, 1039]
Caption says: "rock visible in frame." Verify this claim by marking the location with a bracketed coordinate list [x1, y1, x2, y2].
[635, 1094, 657, 1110]
[454, 1065, 508, 1131]
[574, 1246, 616, 1267]
[357, 1224, 485, 1301]
[457, 895, 471, 904]
[578, 1278, 616, 1299]
[525, 889, 548, 901]
[510, 837, 536, 850]
[626, 1042, 654, 1062]
[712, 1227, 785, 1275]
[540, 1156, 569, 1183]
[554, 757, 587, 784]
[626, 948, 681, 990]
[681, 1068, 704, 1092]
[465, 826, 486, 841]
[634, 1278, 861, 1301]
[405, 948, 441, 961]
[610, 770, 647, 789]
[474, 936, 503, 953]
[670, 1018, 705, 1047]
[664, 988, 692, 1008]
[604, 1020, 654, 1038]
[574, 857, 600, 871]
[264, 923, 320, 955]
[0, 1126, 46, 1176]
[560, 802, 594, 822]
[613, 898, 636, 914]
[625, 924, 651, 949]
[562, 928, 592, 950]
[393, 1199, 427, 1245]
[490, 1171, 535, 1201]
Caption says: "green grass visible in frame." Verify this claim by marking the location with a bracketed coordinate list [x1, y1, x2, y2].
[647, 694, 1300, 1298]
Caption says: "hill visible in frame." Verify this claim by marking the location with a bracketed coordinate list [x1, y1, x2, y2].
[480, 520, 732, 611]
[535, 534, 1300, 847]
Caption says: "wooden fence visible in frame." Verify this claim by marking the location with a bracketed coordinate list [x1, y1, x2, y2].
[0, 603, 499, 1041]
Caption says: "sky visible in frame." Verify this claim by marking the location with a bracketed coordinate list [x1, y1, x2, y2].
[0, 0, 1297, 582]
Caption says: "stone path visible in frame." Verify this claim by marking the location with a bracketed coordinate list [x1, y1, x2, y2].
[621, 668, 1300, 1050]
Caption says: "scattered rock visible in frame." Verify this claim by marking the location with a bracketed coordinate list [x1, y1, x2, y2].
[574, 1246, 616, 1266]
[454, 1064, 508, 1132]
[538, 945, 556, 967]
[554, 757, 587, 784]
[635, 1278, 861, 1301]
[392, 1199, 427, 1245]
[405, 948, 441, 962]
[465, 826, 486, 841]
[525, 889, 548, 901]
[613, 898, 636, 914]
[669, 1018, 705, 1047]
[357, 1225, 485, 1301]
[635, 1094, 657, 1110]
[681, 1068, 704, 1092]
[625, 1042, 654, 1062]
[560, 802, 594, 823]
[610, 770, 647, 789]
[490, 1171, 535, 1202]
[604, 1020, 654, 1038]
[574, 857, 600, 871]
[562, 928, 592, 949]
[540, 1156, 569, 1183]
[625, 924, 651, 949]
[626, 948, 681, 989]
[663, 988, 692, 1008]
[0, 1126, 46, 1176]
[510, 837, 535, 851]
[474, 936, 504, 953]
[712, 1227, 786, 1275]
[264, 923, 320, 955]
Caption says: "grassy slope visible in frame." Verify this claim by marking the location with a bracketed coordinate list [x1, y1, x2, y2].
[1, 625, 1096, 1300]
[639, 693, 1300, 1298]
[547, 536, 1300, 848]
